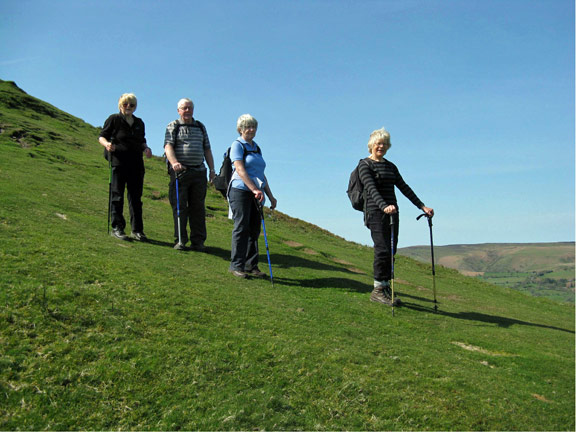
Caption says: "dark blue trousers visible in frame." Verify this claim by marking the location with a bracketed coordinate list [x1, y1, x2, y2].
[228, 188, 261, 272]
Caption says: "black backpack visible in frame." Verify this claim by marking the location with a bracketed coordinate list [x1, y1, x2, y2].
[347, 158, 375, 211]
[213, 141, 261, 197]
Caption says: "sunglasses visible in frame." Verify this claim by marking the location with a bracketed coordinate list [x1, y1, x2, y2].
[122, 103, 136, 108]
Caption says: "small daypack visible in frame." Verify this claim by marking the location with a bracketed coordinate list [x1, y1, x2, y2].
[347, 158, 375, 211]
[213, 141, 261, 197]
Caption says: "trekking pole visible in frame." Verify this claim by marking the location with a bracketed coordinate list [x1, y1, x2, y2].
[175, 175, 183, 247]
[107, 155, 112, 234]
[255, 198, 274, 287]
[417, 213, 438, 312]
[390, 214, 395, 317]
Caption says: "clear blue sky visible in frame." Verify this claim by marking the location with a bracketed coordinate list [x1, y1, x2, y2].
[1, 0, 574, 247]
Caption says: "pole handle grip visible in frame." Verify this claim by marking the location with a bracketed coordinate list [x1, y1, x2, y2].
[417, 213, 433, 227]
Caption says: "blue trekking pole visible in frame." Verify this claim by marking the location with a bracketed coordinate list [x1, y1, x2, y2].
[175, 176, 183, 248]
[255, 198, 274, 286]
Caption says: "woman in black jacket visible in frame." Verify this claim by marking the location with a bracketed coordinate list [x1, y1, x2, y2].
[99, 93, 152, 241]
[358, 127, 434, 306]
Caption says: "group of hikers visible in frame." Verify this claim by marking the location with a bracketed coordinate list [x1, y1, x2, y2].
[98, 93, 433, 307]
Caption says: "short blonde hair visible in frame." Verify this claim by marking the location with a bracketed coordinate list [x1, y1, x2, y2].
[367, 127, 392, 153]
[118, 93, 137, 111]
[177, 98, 194, 109]
[236, 114, 258, 134]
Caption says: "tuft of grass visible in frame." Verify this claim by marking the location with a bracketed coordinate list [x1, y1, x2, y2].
[0, 79, 574, 430]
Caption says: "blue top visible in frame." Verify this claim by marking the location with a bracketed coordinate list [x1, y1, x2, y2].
[230, 138, 266, 192]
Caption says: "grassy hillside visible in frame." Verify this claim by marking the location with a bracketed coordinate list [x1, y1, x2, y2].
[399, 243, 575, 303]
[1, 79, 574, 431]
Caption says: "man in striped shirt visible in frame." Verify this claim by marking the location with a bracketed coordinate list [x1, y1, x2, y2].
[359, 127, 434, 306]
[164, 98, 216, 251]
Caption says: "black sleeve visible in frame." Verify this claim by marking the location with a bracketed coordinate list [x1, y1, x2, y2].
[358, 160, 388, 212]
[99, 114, 117, 140]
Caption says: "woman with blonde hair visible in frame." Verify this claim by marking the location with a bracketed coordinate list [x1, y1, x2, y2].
[99, 93, 152, 241]
[227, 114, 277, 278]
[359, 127, 433, 305]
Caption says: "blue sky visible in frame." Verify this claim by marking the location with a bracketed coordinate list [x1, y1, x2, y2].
[1, 0, 574, 247]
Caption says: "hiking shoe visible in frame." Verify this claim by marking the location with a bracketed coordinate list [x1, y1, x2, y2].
[112, 228, 129, 241]
[174, 242, 188, 251]
[229, 269, 248, 279]
[370, 288, 394, 305]
[131, 232, 148, 242]
[246, 267, 266, 278]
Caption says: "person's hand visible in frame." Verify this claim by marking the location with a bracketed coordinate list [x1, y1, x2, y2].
[106, 142, 115, 152]
[383, 205, 397, 214]
[253, 189, 264, 203]
[172, 162, 184, 172]
[209, 170, 216, 183]
[422, 206, 434, 217]
[269, 197, 277, 210]
[144, 147, 152, 158]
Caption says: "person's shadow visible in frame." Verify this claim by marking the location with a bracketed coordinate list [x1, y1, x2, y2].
[401, 293, 574, 334]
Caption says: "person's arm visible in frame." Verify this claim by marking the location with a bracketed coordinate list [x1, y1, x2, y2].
[139, 121, 152, 158]
[358, 161, 392, 212]
[204, 148, 216, 182]
[99, 136, 115, 153]
[165, 144, 184, 172]
[233, 160, 264, 202]
[164, 124, 184, 172]
[99, 115, 116, 152]
[263, 178, 277, 210]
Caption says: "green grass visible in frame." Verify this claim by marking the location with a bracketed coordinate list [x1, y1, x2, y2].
[1, 79, 574, 430]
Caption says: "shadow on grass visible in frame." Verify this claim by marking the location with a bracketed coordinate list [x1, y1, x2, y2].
[273, 276, 372, 293]
[270, 253, 360, 273]
[402, 296, 574, 334]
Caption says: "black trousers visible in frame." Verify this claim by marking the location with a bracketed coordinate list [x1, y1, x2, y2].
[366, 211, 399, 281]
[110, 165, 145, 233]
[169, 168, 207, 246]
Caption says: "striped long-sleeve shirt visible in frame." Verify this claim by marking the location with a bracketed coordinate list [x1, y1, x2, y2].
[358, 157, 425, 213]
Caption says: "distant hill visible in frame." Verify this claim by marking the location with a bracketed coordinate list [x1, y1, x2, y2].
[399, 242, 575, 303]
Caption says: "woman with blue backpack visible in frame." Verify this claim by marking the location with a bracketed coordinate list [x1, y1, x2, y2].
[228, 114, 277, 279]
[359, 127, 434, 306]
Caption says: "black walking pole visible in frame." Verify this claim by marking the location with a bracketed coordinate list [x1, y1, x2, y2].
[390, 214, 395, 317]
[107, 156, 112, 234]
[255, 198, 274, 286]
[417, 213, 438, 312]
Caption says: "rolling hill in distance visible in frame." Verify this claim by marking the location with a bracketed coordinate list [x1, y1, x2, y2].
[399, 242, 575, 303]
[0, 79, 574, 430]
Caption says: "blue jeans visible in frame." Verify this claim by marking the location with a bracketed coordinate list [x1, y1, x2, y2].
[228, 188, 261, 271]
